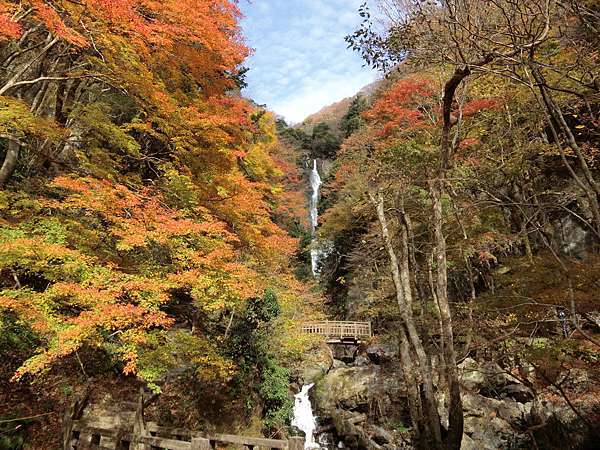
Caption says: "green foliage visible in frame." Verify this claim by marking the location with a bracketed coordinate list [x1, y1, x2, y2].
[0, 96, 63, 141]
[341, 95, 367, 138]
[134, 331, 234, 394]
[0, 315, 38, 382]
[71, 102, 143, 178]
[226, 289, 282, 372]
[311, 122, 340, 158]
[259, 357, 293, 429]
[387, 421, 411, 433]
[276, 119, 312, 150]
[224, 289, 296, 430]
[0, 315, 36, 353]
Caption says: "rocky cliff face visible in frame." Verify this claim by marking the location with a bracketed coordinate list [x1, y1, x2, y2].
[298, 341, 600, 450]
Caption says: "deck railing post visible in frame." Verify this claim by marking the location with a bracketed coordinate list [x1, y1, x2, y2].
[288, 436, 304, 450]
[191, 438, 212, 450]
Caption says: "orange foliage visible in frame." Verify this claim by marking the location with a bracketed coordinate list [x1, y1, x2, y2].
[462, 98, 499, 116]
[0, 0, 311, 388]
[20, 0, 248, 69]
[0, 2, 21, 39]
[364, 76, 435, 135]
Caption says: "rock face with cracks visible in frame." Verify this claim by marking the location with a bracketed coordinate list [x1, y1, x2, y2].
[306, 343, 599, 450]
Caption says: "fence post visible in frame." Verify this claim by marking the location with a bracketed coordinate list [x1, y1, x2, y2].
[288, 436, 304, 450]
[191, 438, 212, 450]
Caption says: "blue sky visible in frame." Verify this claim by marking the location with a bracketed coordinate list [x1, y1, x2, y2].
[239, 0, 379, 124]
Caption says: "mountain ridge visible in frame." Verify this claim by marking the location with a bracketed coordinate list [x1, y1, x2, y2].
[297, 78, 381, 136]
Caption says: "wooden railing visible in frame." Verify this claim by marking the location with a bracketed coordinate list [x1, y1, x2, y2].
[301, 321, 372, 342]
[67, 420, 304, 450]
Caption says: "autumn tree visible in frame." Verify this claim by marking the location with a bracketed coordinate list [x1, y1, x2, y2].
[343, 2, 600, 447]
[354, 0, 600, 236]
[319, 67, 500, 449]
[0, 0, 248, 185]
[0, 4, 314, 434]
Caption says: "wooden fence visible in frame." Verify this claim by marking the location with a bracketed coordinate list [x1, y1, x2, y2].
[67, 421, 304, 450]
[63, 392, 304, 450]
[301, 321, 372, 343]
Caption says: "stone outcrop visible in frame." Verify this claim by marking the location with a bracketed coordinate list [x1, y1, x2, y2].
[306, 349, 599, 450]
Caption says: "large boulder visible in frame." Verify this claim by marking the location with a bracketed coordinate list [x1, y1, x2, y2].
[439, 391, 532, 450]
[458, 358, 486, 391]
[458, 358, 534, 401]
[314, 366, 385, 413]
[365, 341, 399, 364]
[300, 345, 333, 384]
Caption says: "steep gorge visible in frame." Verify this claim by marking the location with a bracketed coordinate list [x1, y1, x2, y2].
[1, 1, 600, 450]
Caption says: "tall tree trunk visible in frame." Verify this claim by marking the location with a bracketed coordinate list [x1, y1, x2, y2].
[429, 180, 463, 450]
[434, 66, 470, 450]
[369, 191, 444, 450]
[0, 140, 20, 186]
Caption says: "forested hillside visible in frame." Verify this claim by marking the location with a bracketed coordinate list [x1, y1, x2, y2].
[1, 1, 600, 450]
[0, 1, 320, 447]
[309, 1, 600, 449]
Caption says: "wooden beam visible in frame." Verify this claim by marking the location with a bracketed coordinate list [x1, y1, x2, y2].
[191, 438, 212, 450]
[209, 434, 288, 449]
[137, 435, 191, 450]
[288, 437, 304, 450]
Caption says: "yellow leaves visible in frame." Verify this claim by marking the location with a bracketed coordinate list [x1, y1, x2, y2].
[0, 96, 64, 140]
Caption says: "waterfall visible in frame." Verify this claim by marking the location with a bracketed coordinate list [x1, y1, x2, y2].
[291, 384, 319, 449]
[309, 159, 322, 276]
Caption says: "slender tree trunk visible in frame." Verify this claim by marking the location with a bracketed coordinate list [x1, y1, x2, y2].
[0, 140, 20, 186]
[369, 191, 444, 450]
[429, 180, 463, 450]
[434, 66, 470, 450]
[0, 35, 59, 96]
[398, 327, 425, 446]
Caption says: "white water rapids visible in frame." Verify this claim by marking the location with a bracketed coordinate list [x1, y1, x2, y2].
[309, 159, 322, 276]
[291, 383, 319, 449]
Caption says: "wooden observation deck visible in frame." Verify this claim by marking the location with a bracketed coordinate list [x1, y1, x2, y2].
[301, 321, 372, 344]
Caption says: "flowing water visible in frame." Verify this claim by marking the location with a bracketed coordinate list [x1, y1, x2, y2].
[309, 159, 322, 276]
[291, 384, 319, 449]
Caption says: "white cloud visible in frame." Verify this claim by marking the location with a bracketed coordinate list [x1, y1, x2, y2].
[240, 0, 379, 123]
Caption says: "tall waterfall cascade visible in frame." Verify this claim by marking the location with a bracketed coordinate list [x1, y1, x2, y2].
[309, 159, 322, 276]
[291, 384, 319, 449]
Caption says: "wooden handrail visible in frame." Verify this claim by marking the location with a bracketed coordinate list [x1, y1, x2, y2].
[68, 420, 304, 450]
[301, 321, 372, 340]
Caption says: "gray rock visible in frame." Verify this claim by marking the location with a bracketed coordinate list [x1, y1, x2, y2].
[458, 358, 486, 391]
[301, 361, 330, 384]
[315, 366, 382, 412]
[503, 383, 534, 403]
[460, 433, 479, 450]
[353, 356, 370, 367]
[554, 215, 590, 258]
[314, 364, 403, 416]
[370, 426, 393, 445]
[332, 359, 347, 369]
[559, 368, 590, 394]
[458, 358, 524, 394]
[300, 346, 332, 384]
[365, 341, 399, 364]
[333, 344, 359, 362]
